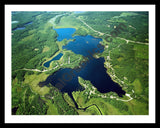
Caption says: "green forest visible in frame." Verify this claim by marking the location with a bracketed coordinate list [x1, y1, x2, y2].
[12, 11, 149, 115]
[12, 12, 59, 79]
[74, 11, 148, 42]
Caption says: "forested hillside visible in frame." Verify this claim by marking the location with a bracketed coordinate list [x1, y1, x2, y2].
[74, 11, 148, 42]
[12, 12, 60, 80]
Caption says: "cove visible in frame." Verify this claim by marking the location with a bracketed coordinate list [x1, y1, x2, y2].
[39, 28, 125, 107]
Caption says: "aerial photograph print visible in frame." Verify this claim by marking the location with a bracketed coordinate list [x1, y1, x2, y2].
[11, 9, 150, 116]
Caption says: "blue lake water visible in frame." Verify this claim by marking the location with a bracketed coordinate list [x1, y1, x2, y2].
[54, 28, 76, 41]
[40, 28, 125, 98]
[12, 21, 33, 31]
[63, 35, 103, 57]
[13, 27, 26, 31]
[44, 53, 63, 68]
[74, 11, 86, 14]
[24, 21, 33, 26]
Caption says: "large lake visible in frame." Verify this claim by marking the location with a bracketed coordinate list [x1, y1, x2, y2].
[40, 28, 125, 98]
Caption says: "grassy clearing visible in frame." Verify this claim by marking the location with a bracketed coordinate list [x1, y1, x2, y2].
[42, 46, 50, 53]
[126, 99, 148, 115]
[132, 78, 142, 94]
[46, 100, 59, 115]
[77, 110, 91, 115]
[85, 105, 101, 115]
[63, 93, 75, 107]
[133, 43, 148, 59]
[24, 73, 50, 96]
[55, 15, 82, 29]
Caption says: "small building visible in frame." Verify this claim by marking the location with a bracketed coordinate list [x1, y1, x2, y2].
[107, 56, 110, 60]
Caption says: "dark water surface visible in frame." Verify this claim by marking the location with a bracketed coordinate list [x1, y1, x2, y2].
[40, 28, 125, 98]
[63, 35, 103, 57]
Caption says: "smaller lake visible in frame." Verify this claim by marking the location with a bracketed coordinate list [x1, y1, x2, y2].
[12, 21, 33, 31]
[13, 27, 26, 31]
[12, 21, 19, 24]
[74, 11, 86, 14]
[44, 53, 63, 68]
[24, 21, 33, 26]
